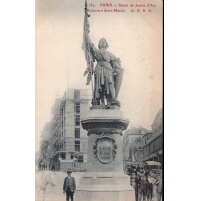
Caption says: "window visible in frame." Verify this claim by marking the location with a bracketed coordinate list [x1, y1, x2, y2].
[78, 156, 83, 163]
[150, 142, 153, 154]
[75, 140, 80, 152]
[75, 115, 80, 126]
[74, 90, 80, 99]
[75, 102, 80, 113]
[154, 138, 158, 151]
[75, 128, 80, 138]
[159, 136, 161, 149]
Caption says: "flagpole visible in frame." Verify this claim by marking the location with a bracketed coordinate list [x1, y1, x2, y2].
[88, 46, 95, 105]
[85, 0, 95, 105]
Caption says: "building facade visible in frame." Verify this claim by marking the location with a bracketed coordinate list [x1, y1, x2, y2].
[142, 108, 163, 167]
[123, 126, 151, 172]
[40, 89, 91, 171]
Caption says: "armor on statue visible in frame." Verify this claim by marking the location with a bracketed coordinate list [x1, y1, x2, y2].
[90, 38, 124, 107]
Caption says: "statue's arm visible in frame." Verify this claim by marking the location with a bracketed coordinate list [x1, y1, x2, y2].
[89, 43, 97, 55]
[110, 53, 123, 74]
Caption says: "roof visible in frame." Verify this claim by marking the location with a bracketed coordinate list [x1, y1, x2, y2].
[152, 108, 163, 128]
[124, 126, 152, 140]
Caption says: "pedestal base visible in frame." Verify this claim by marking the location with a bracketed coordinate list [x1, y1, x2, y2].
[79, 108, 132, 201]
[75, 172, 135, 201]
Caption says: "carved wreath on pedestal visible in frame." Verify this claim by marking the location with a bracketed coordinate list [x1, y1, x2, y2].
[93, 133, 117, 164]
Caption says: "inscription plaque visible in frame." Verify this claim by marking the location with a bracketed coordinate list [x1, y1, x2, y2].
[93, 134, 117, 164]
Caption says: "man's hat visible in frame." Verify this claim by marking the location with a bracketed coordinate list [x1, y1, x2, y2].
[140, 169, 144, 173]
[66, 168, 72, 173]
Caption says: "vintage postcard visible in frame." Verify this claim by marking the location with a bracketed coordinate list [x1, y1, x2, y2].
[35, 0, 163, 200]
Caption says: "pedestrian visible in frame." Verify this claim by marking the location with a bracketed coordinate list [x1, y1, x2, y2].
[147, 173, 153, 201]
[136, 164, 140, 172]
[144, 166, 149, 178]
[134, 171, 141, 201]
[131, 164, 136, 172]
[151, 174, 159, 201]
[49, 164, 51, 171]
[130, 172, 134, 187]
[46, 164, 47, 170]
[156, 172, 162, 201]
[138, 174, 149, 201]
[63, 168, 76, 201]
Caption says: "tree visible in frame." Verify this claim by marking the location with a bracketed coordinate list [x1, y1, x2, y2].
[40, 140, 49, 161]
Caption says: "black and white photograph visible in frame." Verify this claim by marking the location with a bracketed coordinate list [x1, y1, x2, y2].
[35, 0, 163, 200]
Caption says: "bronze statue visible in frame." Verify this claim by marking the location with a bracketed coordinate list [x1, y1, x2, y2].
[90, 38, 124, 107]
[82, 1, 123, 107]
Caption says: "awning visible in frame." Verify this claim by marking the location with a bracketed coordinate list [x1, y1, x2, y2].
[132, 161, 139, 165]
[144, 161, 161, 166]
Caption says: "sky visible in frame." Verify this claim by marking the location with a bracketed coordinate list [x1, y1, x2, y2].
[35, 0, 163, 152]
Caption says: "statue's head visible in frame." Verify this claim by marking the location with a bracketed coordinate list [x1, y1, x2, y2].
[98, 38, 108, 49]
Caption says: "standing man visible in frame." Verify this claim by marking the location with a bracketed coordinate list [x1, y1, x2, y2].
[136, 164, 140, 172]
[63, 168, 76, 201]
[138, 175, 149, 201]
[156, 172, 162, 201]
[134, 171, 141, 201]
[146, 174, 153, 201]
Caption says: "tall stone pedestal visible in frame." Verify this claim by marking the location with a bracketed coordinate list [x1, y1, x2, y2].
[75, 106, 135, 201]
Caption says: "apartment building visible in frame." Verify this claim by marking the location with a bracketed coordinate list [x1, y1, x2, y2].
[41, 89, 91, 171]
[142, 108, 163, 167]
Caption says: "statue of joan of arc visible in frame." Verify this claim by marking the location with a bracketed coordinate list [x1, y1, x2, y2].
[89, 38, 124, 107]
